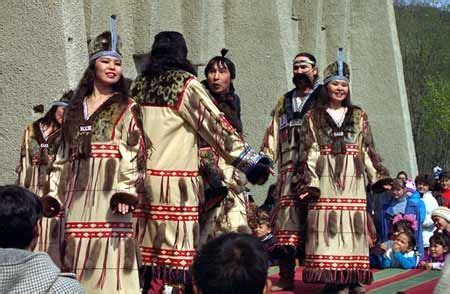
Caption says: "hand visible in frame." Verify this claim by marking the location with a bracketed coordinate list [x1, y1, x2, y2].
[424, 263, 433, 270]
[114, 202, 134, 214]
[380, 243, 388, 251]
[299, 191, 309, 200]
[392, 243, 400, 252]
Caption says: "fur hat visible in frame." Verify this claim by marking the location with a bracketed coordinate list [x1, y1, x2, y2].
[405, 179, 416, 193]
[432, 206, 450, 222]
[323, 48, 350, 84]
[88, 15, 122, 62]
[150, 31, 188, 60]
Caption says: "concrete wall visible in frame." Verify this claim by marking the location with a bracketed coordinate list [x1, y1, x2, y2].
[0, 0, 417, 201]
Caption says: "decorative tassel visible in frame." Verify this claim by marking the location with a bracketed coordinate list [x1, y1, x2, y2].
[328, 210, 338, 236]
[85, 239, 102, 269]
[123, 238, 136, 271]
[78, 238, 92, 281]
[323, 210, 329, 246]
[353, 154, 364, 178]
[153, 223, 166, 249]
[103, 159, 116, 191]
[179, 178, 188, 203]
[64, 237, 76, 272]
[96, 238, 110, 289]
[116, 238, 122, 291]
[354, 211, 364, 236]
[349, 211, 355, 248]
[159, 176, 164, 203]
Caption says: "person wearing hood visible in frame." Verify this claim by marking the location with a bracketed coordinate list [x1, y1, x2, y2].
[0, 185, 84, 293]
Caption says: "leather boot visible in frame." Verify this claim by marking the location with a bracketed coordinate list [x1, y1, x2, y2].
[271, 256, 295, 291]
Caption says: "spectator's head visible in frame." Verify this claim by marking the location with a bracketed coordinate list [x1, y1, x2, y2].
[292, 52, 318, 88]
[396, 171, 408, 184]
[254, 210, 272, 239]
[394, 231, 416, 253]
[432, 206, 450, 232]
[204, 48, 235, 95]
[415, 174, 433, 194]
[392, 179, 406, 200]
[0, 185, 43, 250]
[191, 233, 270, 294]
[392, 215, 417, 236]
[440, 172, 449, 190]
[429, 233, 449, 259]
[405, 179, 416, 196]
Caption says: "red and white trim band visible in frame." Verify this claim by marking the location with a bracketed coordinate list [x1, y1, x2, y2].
[90, 144, 121, 158]
[65, 221, 133, 238]
[274, 230, 301, 246]
[140, 246, 195, 268]
[146, 169, 199, 177]
[305, 254, 370, 269]
[133, 205, 199, 221]
[319, 144, 359, 155]
[309, 197, 366, 211]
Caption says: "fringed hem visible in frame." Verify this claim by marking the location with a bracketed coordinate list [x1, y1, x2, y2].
[302, 268, 373, 285]
[142, 265, 192, 285]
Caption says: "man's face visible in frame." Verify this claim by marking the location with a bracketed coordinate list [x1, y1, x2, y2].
[292, 56, 317, 84]
[206, 62, 232, 95]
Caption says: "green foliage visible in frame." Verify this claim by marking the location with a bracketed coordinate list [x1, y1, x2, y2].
[395, 5, 450, 173]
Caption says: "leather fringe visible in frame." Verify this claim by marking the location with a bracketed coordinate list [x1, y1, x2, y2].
[303, 268, 373, 285]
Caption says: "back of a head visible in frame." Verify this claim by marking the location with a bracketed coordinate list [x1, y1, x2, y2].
[0, 185, 42, 249]
[192, 233, 268, 294]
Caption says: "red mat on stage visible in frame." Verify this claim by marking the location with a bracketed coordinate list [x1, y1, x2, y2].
[268, 267, 442, 293]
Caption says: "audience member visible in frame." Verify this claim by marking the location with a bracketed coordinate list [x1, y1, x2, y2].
[254, 210, 276, 266]
[0, 185, 84, 293]
[416, 175, 440, 250]
[439, 172, 450, 208]
[419, 233, 449, 270]
[396, 171, 408, 184]
[377, 231, 418, 269]
[191, 233, 271, 294]
[432, 206, 450, 235]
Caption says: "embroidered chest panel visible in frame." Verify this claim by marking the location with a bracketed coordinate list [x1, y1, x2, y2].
[313, 109, 362, 146]
[132, 70, 193, 109]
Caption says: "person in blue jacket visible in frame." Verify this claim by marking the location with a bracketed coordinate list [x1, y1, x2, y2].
[378, 231, 418, 269]
[381, 179, 425, 256]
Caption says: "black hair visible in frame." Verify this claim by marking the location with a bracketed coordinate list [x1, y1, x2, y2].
[143, 31, 196, 77]
[73, 61, 128, 102]
[314, 82, 355, 110]
[39, 89, 74, 129]
[0, 185, 43, 249]
[430, 232, 450, 249]
[396, 171, 408, 179]
[397, 230, 416, 250]
[294, 52, 317, 67]
[204, 48, 236, 80]
[393, 219, 415, 235]
[192, 233, 268, 294]
[415, 174, 433, 188]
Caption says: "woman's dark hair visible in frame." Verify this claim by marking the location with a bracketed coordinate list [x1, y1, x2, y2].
[393, 219, 415, 235]
[398, 231, 416, 250]
[39, 105, 61, 129]
[430, 232, 450, 248]
[396, 171, 408, 179]
[73, 61, 128, 102]
[0, 185, 43, 249]
[192, 233, 268, 294]
[143, 31, 196, 77]
[415, 174, 434, 188]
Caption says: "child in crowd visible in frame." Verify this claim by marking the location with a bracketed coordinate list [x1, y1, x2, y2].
[254, 210, 276, 266]
[378, 230, 418, 269]
[419, 233, 449, 270]
[381, 180, 425, 256]
[432, 206, 450, 236]
[439, 173, 450, 208]
[416, 175, 440, 251]
[371, 215, 417, 268]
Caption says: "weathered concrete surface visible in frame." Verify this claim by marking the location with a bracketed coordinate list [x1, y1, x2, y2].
[0, 0, 417, 201]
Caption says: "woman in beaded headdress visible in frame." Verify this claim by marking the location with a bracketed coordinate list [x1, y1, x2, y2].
[296, 48, 390, 293]
[16, 90, 72, 265]
[45, 15, 146, 293]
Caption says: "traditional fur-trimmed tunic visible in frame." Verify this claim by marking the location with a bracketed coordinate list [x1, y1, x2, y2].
[261, 86, 320, 249]
[131, 69, 264, 283]
[299, 107, 389, 285]
[16, 121, 64, 266]
[198, 86, 250, 244]
[47, 94, 146, 293]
